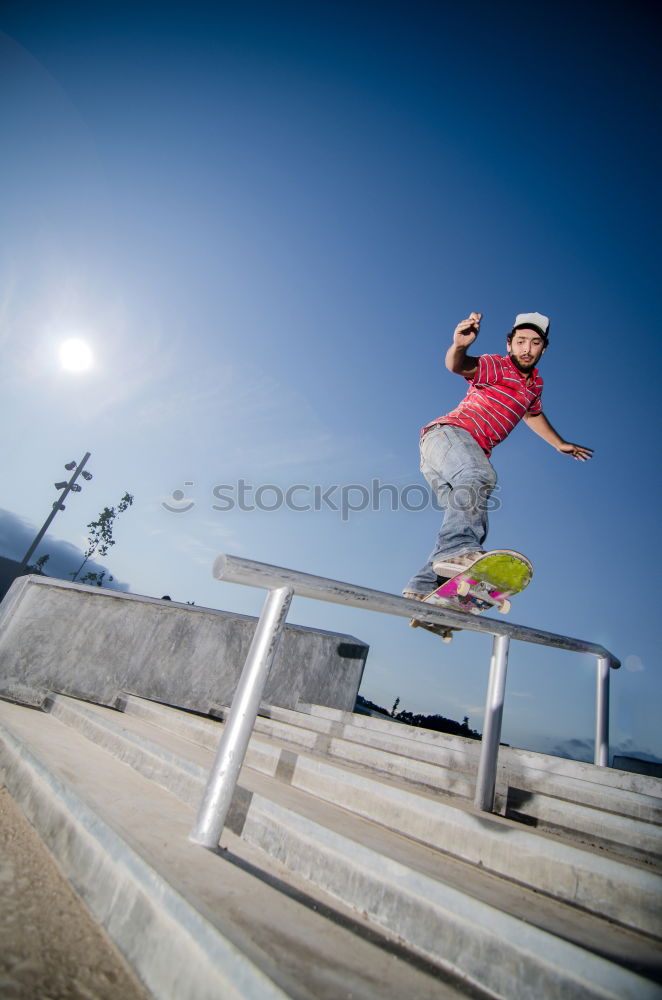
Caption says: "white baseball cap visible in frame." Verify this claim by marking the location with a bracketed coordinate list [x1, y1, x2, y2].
[512, 312, 550, 339]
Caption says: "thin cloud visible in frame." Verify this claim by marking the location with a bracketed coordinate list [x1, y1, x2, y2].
[546, 737, 594, 763]
[458, 703, 486, 717]
[134, 359, 352, 471]
[611, 737, 661, 765]
[166, 521, 244, 568]
[546, 735, 662, 766]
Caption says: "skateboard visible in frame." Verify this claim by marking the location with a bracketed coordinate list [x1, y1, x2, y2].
[410, 550, 533, 641]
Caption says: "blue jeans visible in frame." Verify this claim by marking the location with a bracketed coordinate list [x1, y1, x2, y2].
[405, 424, 497, 595]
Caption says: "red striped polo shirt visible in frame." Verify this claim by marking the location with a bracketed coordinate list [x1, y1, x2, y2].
[422, 354, 544, 457]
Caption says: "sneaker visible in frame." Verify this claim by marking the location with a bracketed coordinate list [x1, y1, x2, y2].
[432, 551, 484, 578]
[402, 590, 427, 602]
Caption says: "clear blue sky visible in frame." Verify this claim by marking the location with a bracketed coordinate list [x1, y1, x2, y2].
[1, 0, 660, 764]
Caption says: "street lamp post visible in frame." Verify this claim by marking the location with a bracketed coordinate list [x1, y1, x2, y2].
[19, 452, 94, 571]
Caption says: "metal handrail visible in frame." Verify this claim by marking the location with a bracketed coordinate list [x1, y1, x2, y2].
[190, 554, 619, 849]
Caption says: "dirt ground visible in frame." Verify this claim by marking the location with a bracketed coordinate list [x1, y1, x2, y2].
[0, 786, 152, 1000]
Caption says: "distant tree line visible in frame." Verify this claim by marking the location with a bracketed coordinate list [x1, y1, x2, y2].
[356, 694, 481, 741]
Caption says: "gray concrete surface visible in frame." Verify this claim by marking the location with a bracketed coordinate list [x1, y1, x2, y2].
[220, 702, 662, 839]
[0, 575, 368, 712]
[2, 692, 661, 1000]
[0, 702, 471, 1000]
[0, 786, 152, 1000]
[24, 696, 662, 983]
[120, 696, 662, 903]
[300, 701, 662, 798]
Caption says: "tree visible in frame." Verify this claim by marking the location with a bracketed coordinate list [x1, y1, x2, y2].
[70, 492, 134, 583]
[391, 696, 400, 718]
[28, 554, 50, 574]
[79, 569, 114, 587]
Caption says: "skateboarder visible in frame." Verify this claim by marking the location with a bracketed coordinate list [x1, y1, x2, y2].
[403, 311, 593, 601]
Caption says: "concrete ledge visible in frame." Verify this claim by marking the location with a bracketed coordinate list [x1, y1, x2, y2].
[0, 575, 368, 712]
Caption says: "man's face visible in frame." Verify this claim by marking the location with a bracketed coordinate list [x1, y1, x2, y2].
[507, 328, 546, 373]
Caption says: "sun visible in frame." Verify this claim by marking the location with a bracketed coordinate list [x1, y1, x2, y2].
[59, 338, 94, 372]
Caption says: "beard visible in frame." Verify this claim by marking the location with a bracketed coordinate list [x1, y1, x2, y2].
[508, 352, 538, 373]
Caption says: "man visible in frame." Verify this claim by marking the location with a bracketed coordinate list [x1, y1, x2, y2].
[403, 311, 593, 600]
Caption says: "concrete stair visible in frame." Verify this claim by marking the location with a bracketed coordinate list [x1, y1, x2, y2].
[1, 692, 661, 1000]
[238, 700, 662, 865]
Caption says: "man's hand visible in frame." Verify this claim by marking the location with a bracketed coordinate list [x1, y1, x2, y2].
[453, 312, 482, 349]
[558, 442, 594, 462]
[524, 414, 594, 461]
[446, 312, 482, 376]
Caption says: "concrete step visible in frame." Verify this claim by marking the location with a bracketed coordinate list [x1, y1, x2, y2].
[41, 693, 662, 979]
[0, 703, 291, 1000]
[5, 694, 661, 998]
[113, 696, 662, 935]
[0, 700, 471, 1000]
[251, 701, 662, 859]
[303, 701, 662, 799]
[206, 698, 662, 866]
[209, 703, 484, 803]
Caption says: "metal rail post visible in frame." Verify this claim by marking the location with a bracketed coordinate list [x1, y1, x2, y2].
[594, 655, 611, 767]
[190, 585, 293, 847]
[474, 635, 511, 812]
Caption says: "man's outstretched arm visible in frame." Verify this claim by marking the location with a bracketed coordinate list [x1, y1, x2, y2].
[523, 412, 593, 461]
[445, 312, 482, 377]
